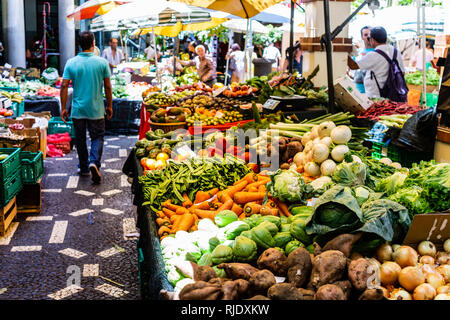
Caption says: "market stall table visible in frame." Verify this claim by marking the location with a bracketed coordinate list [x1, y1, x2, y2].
[24, 98, 61, 117]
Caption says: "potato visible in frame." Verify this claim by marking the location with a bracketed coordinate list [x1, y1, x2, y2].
[249, 269, 276, 296]
[217, 263, 259, 281]
[234, 279, 250, 299]
[348, 258, 375, 291]
[332, 280, 353, 300]
[179, 281, 222, 300]
[257, 248, 289, 276]
[358, 287, 385, 300]
[221, 280, 239, 300]
[322, 233, 362, 258]
[314, 284, 346, 300]
[309, 250, 347, 289]
[287, 247, 313, 288]
[208, 277, 230, 286]
[267, 283, 315, 300]
[246, 295, 270, 300]
[194, 265, 218, 282]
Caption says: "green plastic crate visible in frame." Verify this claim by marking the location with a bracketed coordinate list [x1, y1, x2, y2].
[371, 141, 432, 168]
[48, 117, 75, 138]
[11, 101, 25, 117]
[20, 151, 44, 184]
[0, 148, 21, 182]
[0, 170, 23, 207]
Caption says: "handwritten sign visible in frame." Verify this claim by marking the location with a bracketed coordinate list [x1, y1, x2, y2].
[403, 213, 450, 246]
[262, 99, 280, 110]
[213, 86, 227, 97]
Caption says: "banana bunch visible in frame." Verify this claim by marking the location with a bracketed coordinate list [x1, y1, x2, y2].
[1, 91, 24, 103]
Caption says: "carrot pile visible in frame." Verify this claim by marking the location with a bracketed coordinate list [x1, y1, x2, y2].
[155, 172, 292, 240]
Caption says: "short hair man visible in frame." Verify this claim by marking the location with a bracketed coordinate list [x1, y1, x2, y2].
[101, 37, 124, 70]
[353, 26, 374, 93]
[177, 44, 216, 87]
[348, 26, 407, 99]
[61, 31, 113, 184]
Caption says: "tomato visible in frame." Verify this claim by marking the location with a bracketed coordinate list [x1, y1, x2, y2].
[145, 158, 156, 170]
[140, 157, 149, 169]
[156, 152, 169, 161]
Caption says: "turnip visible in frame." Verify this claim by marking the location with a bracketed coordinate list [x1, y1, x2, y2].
[330, 125, 352, 144]
[312, 143, 330, 164]
[304, 141, 314, 154]
[304, 162, 320, 177]
[331, 145, 349, 162]
[320, 159, 337, 176]
[293, 152, 305, 167]
[320, 137, 333, 148]
[301, 132, 314, 146]
[318, 121, 336, 138]
[390, 162, 402, 169]
[379, 157, 392, 165]
[311, 125, 320, 139]
[313, 137, 321, 145]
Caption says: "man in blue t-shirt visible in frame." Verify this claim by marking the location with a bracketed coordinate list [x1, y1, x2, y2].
[60, 31, 113, 184]
[353, 26, 374, 94]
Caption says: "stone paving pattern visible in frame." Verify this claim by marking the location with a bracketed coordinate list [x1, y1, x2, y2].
[0, 135, 140, 300]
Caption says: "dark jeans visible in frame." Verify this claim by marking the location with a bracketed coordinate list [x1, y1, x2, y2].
[72, 118, 105, 173]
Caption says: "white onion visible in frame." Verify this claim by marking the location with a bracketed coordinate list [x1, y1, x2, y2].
[390, 162, 402, 169]
[398, 266, 425, 291]
[413, 283, 436, 300]
[331, 144, 349, 162]
[330, 125, 352, 144]
[293, 152, 305, 167]
[376, 243, 393, 262]
[379, 157, 392, 165]
[304, 162, 321, 177]
[434, 293, 450, 300]
[427, 272, 445, 289]
[351, 155, 362, 163]
[320, 159, 336, 176]
[417, 241, 436, 257]
[320, 137, 333, 148]
[419, 255, 435, 265]
[393, 246, 419, 268]
[380, 261, 401, 286]
[312, 143, 330, 163]
[311, 125, 320, 139]
[318, 121, 336, 138]
[392, 244, 401, 252]
[444, 239, 450, 253]
[301, 132, 314, 146]
[389, 288, 412, 300]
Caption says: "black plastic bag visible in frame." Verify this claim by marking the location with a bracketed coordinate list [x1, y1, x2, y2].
[392, 107, 438, 153]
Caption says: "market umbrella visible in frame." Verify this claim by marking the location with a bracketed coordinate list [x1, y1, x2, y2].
[222, 19, 269, 34]
[67, 0, 132, 20]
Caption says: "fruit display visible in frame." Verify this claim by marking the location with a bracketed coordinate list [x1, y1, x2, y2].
[0, 108, 14, 117]
[150, 107, 189, 124]
[186, 109, 244, 126]
[36, 85, 60, 97]
[222, 83, 258, 98]
[143, 92, 178, 108]
[125, 81, 151, 100]
[1, 91, 24, 103]
[174, 82, 212, 93]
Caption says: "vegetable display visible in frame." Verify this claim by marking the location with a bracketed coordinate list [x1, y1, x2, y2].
[357, 100, 422, 121]
[405, 68, 441, 86]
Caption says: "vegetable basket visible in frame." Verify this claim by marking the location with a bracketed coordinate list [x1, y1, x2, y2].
[149, 121, 186, 134]
[187, 120, 253, 135]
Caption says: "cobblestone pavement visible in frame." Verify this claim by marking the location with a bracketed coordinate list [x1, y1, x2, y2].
[0, 135, 140, 300]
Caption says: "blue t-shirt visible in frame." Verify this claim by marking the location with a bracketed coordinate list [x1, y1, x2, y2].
[62, 52, 111, 119]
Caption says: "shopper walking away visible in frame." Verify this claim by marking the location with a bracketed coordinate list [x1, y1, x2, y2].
[227, 44, 246, 84]
[102, 37, 124, 70]
[348, 26, 408, 102]
[353, 26, 374, 93]
[283, 41, 303, 75]
[177, 44, 216, 87]
[263, 42, 281, 72]
[60, 31, 113, 184]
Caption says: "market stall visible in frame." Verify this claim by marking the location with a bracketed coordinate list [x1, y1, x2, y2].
[121, 66, 449, 301]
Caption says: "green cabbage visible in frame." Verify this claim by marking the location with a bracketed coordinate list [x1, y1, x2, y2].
[375, 172, 407, 195]
[332, 161, 367, 187]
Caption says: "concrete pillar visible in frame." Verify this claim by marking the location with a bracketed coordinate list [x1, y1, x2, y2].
[300, 0, 352, 87]
[58, 0, 75, 72]
[1, 0, 26, 68]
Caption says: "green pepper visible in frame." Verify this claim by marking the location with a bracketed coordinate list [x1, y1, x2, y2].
[285, 240, 303, 256]
[211, 245, 233, 264]
[232, 236, 257, 262]
[256, 216, 281, 229]
[250, 225, 275, 250]
[257, 221, 278, 237]
[273, 232, 293, 248]
[289, 218, 312, 245]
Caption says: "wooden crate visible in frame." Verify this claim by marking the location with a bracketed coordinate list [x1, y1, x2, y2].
[0, 196, 17, 236]
[16, 180, 41, 214]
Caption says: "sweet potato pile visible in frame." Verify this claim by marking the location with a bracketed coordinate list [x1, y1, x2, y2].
[161, 233, 386, 300]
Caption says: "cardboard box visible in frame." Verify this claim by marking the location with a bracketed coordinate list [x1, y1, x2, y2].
[0, 126, 41, 153]
[21, 111, 52, 121]
[0, 118, 36, 128]
[402, 212, 450, 248]
[333, 76, 372, 114]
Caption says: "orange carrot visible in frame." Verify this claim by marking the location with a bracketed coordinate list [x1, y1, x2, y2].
[265, 199, 277, 208]
[189, 201, 214, 212]
[173, 214, 195, 233]
[217, 199, 234, 212]
[248, 186, 258, 192]
[156, 211, 165, 218]
[258, 184, 267, 193]
[158, 226, 171, 237]
[189, 224, 198, 232]
[170, 215, 182, 225]
[176, 207, 189, 215]
[194, 189, 217, 204]
[238, 212, 246, 220]
[217, 191, 232, 203]
[192, 209, 217, 220]
[226, 181, 248, 198]
[231, 203, 243, 216]
[260, 206, 278, 216]
[234, 192, 266, 204]
[162, 208, 177, 218]
[246, 178, 270, 190]
[156, 217, 170, 226]
[274, 199, 291, 217]
[243, 202, 262, 216]
[205, 188, 219, 197]
[164, 202, 186, 213]
[233, 172, 258, 186]
[182, 193, 193, 208]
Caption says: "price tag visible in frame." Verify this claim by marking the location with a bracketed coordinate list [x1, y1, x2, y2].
[215, 111, 224, 119]
[213, 86, 227, 97]
[403, 213, 450, 246]
[263, 99, 280, 110]
[4, 63, 11, 69]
